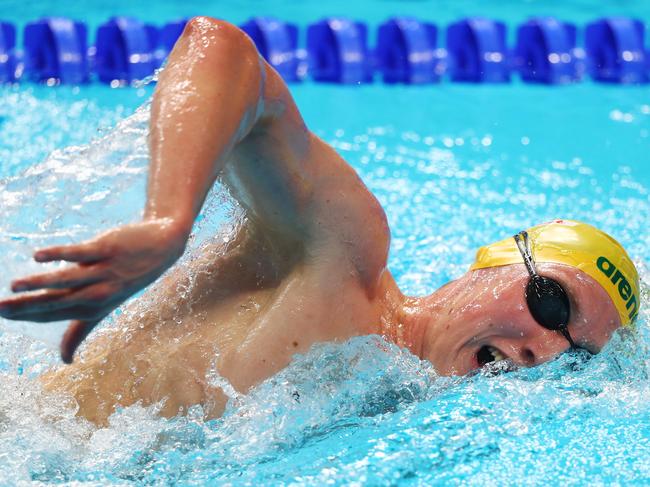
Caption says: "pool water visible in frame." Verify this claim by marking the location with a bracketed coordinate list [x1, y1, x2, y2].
[1, 0, 650, 485]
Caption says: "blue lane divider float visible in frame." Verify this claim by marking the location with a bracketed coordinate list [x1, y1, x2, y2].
[446, 17, 510, 83]
[241, 17, 300, 82]
[2, 15, 650, 86]
[376, 17, 440, 84]
[586, 17, 647, 84]
[307, 17, 371, 84]
[0, 21, 16, 82]
[95, 16, 157, 84]
[24, 17, 88, 84]
[514, 17, 580, 84]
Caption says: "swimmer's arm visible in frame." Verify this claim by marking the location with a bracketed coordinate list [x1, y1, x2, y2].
[0, 16, 386, 361]
[143, 16, 267, 235]
[0, 18, 282, 361]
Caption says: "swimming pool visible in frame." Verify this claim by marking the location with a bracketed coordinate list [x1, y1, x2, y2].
[1, 0, 649, 484]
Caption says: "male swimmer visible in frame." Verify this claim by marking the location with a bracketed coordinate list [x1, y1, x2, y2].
[0, 18, 640, 425]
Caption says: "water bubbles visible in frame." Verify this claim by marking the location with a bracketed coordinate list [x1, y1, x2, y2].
[206, 352, 241, 403]
[610, 109, 635, 123]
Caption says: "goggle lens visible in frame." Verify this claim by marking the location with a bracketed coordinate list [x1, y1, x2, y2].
[514, 231, 577, 349]
[525, 275, 570, 331]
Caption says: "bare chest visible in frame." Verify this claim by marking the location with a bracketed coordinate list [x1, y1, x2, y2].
[189, 263, 383, 395]
[44, 264, 382, 424]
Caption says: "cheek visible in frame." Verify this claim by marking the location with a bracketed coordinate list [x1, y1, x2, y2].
[445, 270, 535, 339]
[483, 280, 527, 315]
[576, 300, 620, 347]
[568, 274, 621, 348]
[456, 276, 523, 311]
[451, 286, 530, 333]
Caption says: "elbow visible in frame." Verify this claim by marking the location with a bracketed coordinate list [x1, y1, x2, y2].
[180, 16, 263, 95]
[184, 16, 240, 35]
[182, 17, 259, 63]
[164, 16, 265, 140]
[183, 16, 238, 37]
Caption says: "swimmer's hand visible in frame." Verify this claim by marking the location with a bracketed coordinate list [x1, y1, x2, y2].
[0, 218, 189, 363]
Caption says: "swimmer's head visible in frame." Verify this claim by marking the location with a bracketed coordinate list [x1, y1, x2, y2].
[413, 219, 639, 376]
[471, 219, 639, 326]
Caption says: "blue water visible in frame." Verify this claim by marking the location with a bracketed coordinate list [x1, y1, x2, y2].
[1, 0, 650, 485]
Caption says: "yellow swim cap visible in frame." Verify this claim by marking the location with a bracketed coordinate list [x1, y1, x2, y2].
[470, 219, 640, 326]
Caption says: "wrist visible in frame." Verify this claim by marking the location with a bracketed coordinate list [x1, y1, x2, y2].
[142, 214, 194, 249]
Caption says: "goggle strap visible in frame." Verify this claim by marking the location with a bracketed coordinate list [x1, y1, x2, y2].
[514, 231, 538, 277]
[559, 326, 577, 349]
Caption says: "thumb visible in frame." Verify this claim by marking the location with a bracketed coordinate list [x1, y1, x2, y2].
[61, 320, 98, 364]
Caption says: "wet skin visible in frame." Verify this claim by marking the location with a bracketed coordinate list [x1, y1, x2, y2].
[416, 263, 621, 376]
[0, 18, 621, 425]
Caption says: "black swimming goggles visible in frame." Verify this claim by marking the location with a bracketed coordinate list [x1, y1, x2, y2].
[513, 230, 577, 349]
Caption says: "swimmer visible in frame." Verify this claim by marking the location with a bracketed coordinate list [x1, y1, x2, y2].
[0, 17, 640, 425]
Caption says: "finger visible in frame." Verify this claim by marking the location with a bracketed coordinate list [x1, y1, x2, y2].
[1, 307, 100, 323]
[34, 241, 109, 264]
[11, 265, 106, 293]
[0, 289, 71, 318]
[0, 283, 113, 321]
[61, 319, 100, 364]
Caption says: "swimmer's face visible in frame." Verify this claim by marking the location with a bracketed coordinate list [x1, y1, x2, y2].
[421, 263, 621, 376]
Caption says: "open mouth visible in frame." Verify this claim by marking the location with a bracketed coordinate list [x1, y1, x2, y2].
[476, 345, 507, 367]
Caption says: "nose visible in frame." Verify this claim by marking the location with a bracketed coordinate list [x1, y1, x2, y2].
[513, 328, 571, 367]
